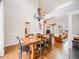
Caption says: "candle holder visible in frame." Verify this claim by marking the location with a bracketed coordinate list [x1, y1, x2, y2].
[25, 21, 30, 36]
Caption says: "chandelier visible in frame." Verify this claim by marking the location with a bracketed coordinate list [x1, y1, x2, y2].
[34, 8, 45, 21]
[34, 1, 45, 21]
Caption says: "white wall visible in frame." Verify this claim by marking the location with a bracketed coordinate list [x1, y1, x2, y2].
[72, 14, 79, 35]
[0, 1, 4, 56]
[40, 0, 73, 13]
[4, 0, 39, 47]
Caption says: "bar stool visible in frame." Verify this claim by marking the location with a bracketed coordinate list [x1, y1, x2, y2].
[16, 36, 30, 59]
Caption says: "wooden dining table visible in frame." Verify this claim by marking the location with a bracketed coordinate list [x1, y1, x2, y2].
[22, 36, 46, 59]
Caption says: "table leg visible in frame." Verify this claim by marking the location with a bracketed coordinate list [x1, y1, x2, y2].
[31, 44, 35, 59]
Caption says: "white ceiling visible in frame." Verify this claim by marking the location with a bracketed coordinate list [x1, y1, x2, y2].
[40, 0, 79, 14]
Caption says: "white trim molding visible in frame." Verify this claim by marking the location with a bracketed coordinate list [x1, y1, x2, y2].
[4, 33, 24, 47]
[44, 1, 79, 20]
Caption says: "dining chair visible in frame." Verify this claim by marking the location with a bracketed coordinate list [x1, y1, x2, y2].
[36, 34, 45, 50]
[16, 36, 30, 59]
[28, 34, 34, 38]
[36, 36, 45, 59]
[45, 33, 52, 48]
[25, 34, 29, 37]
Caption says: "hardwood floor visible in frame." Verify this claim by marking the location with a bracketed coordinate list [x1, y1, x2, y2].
[4, 45, 19, 59]
[38, 41, 69, 59]
[0, 57, 3, 59]
[3, 39, 79, 59]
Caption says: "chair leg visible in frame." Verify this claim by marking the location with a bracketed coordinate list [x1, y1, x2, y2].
[19, 50, 22, 59]
[40, 44, 42, 59]
[28, 51, 31, 59]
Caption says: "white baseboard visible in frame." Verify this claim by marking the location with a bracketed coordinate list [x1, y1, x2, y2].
[4, 33, 24, 47]
[0, 40, 4, 56]
[4, 39, 18, 47]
